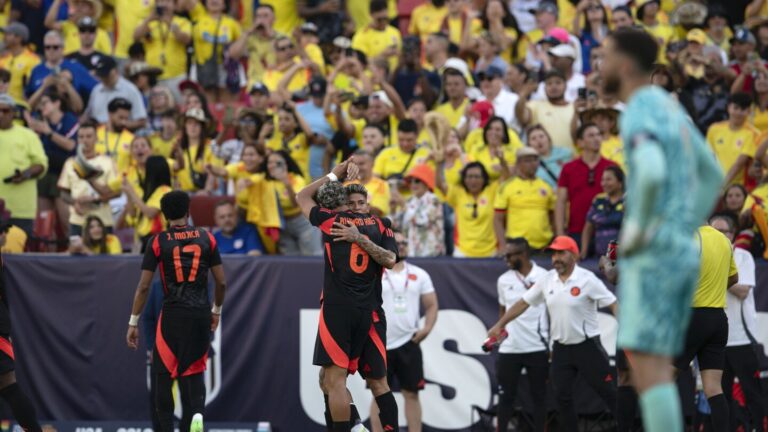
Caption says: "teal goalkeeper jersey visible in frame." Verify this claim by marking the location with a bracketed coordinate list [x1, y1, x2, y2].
[619, 86, 723, 244]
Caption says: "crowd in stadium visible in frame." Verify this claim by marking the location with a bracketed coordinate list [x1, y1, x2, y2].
[0, 0, 764, 260]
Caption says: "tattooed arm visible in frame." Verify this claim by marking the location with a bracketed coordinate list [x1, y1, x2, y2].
[330, 222, 397, 269]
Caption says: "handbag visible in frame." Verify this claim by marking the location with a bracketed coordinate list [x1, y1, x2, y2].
[195, 17, 222, 89]
[741, 302, 768, 370]
[185, 146, 208, 190]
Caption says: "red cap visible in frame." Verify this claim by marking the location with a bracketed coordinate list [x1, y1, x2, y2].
[547, 236, 579, 256]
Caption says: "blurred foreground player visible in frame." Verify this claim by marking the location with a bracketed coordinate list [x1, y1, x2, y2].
[126, 191, 227, 432]
[601, 28, 724, 432]
[0, 216, 42, 432]
[297, 159, 400, 432]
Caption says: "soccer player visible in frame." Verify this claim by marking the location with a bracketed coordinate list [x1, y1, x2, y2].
[0, 216, 42, 432]
[126, 191, 227, 432]
[297, 159, 400, 432]
[600, 28, 724, 432]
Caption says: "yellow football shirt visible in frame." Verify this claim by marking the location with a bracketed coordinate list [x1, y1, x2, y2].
[273, 173, 306, 218]
[0, 124, 48, 219]
[494, 177, 555, 249]
[245, 32, 280, 85]
[346, 176, 392, 216]
[150, 133, 176, 159]
[129, 185, 172, 238]
[447, 182, 498, 257]
[751, 105, 768, 134]
[88, 234, 123, 254]
[260, 0, 301, 35]
[351, 25, 402, 71]
[643, 22, 676, 64]
[692, 226, 737, 308]
[190, 4, 242, 65]
[706, 121, 759, 184]
[372, 146, 431, 180]
[143, 16, 192, 79]
[0, 49, 40, 103]
[95, 127, 135, 174]
[408, 3, 448, 38]
[113, 0, 154, 58]
[261, 64, 310, 93]
[468, 143, 522, 183]
[61, 21, 113, 55]
[266, 132, 310, 178]
[434, 99, 469, 129]
[529, 100, 575, 150]
[600, 135, 625, 170]
[176, 143, 221, 192]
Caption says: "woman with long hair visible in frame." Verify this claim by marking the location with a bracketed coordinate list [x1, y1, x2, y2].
[580, 165, 624, 259]
[467, 116, 516, 183]
[751, 71, 768, 133]
[478, 0, 521, 63]
[175, 107, 221, 192]
[69, 215, 123, 255]
[123, 155, 173, 252]
[572, 0, 609, 74]
[263, 103, 313, 178]
[147, 86, 176, 132]
[527, 124, 573, 189]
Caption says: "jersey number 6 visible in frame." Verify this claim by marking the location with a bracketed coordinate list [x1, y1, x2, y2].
[173, 244, 202, 282]
[349, 243, 369, 274]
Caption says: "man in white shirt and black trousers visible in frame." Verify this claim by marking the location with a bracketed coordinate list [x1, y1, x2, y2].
[370, 230, 439, 432]
[496, 237, 550, 432]
[488, 235, 618, 431]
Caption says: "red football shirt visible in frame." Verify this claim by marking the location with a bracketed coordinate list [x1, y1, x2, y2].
[557, 157, 617, 234]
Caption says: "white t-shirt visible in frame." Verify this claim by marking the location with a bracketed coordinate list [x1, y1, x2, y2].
[381, 262, 436, 350]
[532, 72, 586, 103]
[726, 248, 758, 347]
[497, 262, 549, 353]
[482, 89, 521, 132]
[523, 265, 616, 345]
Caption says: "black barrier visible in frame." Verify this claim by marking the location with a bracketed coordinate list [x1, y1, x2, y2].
[3, 255, 767, 431]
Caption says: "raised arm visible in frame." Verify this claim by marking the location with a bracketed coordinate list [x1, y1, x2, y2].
[44, 0, 64, 30]
[297, 158, 357, 218]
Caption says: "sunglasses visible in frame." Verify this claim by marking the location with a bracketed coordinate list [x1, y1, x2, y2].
[276, 44, 293, 51]
[44, 45, 62, 50]
[396, 241, 408, 247]
[479, 75, 497, 82]
[411, 178, 423, 184]
[79, 27, 97, 33]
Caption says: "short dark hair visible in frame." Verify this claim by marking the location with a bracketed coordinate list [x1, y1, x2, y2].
[460, 162, 490, 192]
[108, 97, 132, 113]
[729, 92, 752, 109]
[215, 199, 235, 211]
[604, 165, 625, 188]
[79, 118, 99, 131]
[398, 119, 418, 134]
[483, 116, 511, 145]
[160, 190, 190, 221]
[0, 68, 10, 84]
[316, 181, 348, 209]
[407, 96, 427, 110]
[576, 122, 599, 140]
[370, 0, 387, 14]
[257, 3, 275, 13]
[345, 183, 368, 198]
[709, 212, 736, 233]
[505, 237, 530, 251]
[608, 27, 659, 74]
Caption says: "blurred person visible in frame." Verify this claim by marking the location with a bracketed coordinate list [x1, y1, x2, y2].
[636, 0, 675, 64]
[680, 46, 731, 133]
[122, 155, 173, 252]
[69, 215, 122, 255]
[494, 237, 549, 432]
[26, 30, 96, 111]
[176, 107, 219, 193]
[527, 124, 573, 189]
[295, 23, 326, 77]
[580, 105, 624, 169]
[264, 102, 313, 178]
[369, 229, 439, 432]
[722, 184, 748, 219]
[610, 6, 634, 30]
[434, 68, 469, 129]
[65, 16, 109, 73]
[58, 120, 116, 236]
[258, 0, 301, 35]
[212, 108, 261, 168]
[0, 22, 39, 103]
[757, 21, 768, 60]
[206, 144, 264, 212]
[516, 70, 575, 150]
[263, 36, 312, 99]
[423, 31, 449, 70]
[26, 91, 78, 235]
[708, 92, 760, 186]
[406, 98, 431, 148]
[95, 97, 135, 173]
[474, 32, 509, 76]
[580, 165, 624, 259]
[84, 56, 147, 130]
[391, 36, 439, 108]
[494, 147, 555, 252]
[150, 109, 180, 159]
[133, 0, 192, 94]
[365, 89, 407, 148]
[93, 135, 155, 215]
[127, 62, 164, 108]
[44, 0, 111, 56]
[532, 43, 585, 103]
[146, 87, 176, 133]
[373, 120, 430, 189]
[478, 65, 519, 131]
[571, 0, 607, 74]
[703, 6, 730, 53]
[730, 27, 765, 94]
[247, 83, 271, 117]
[751, 70, 768, 133]
[184, 0, 243, 104]
[709, 214, 767, 432]
[390, 164, 444, 257]
[487, 235, 618, 431]
[467, 116, 518, 183]
[435, 159, 497, 257]
[0, 214, 43, 432]
[361, 122, 387, 155]
[111, 0, 153, 60]
[212, 200, 263, 255]
[522, 2, 559, 69]
[555, 123, 616, 242]
[346, 148, 391, 217]
[298, 0, 344, 46]
[298, 77, 335, 180]
[351, 0, 402, 71]
[408, 0, 448, 39]
[228, 4, 279, 88]
[477, 0, 521, 65]
[439, 0, 481, 48]
[504, 63, 529, 95]
[0, 93, 47, 237]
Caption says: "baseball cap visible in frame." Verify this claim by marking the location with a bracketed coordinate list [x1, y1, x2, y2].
[107, 97, 132, 112]
[2, 22, 29, 42]
[249, 82, 270, 96]
[516, 146, 539, 159]
[309, 76, 327, 96]
[537, 35, 561, 46]
[548, 43, 577, 59]
[128, 61, 163, 78]
[78, 16, 98, 30]
[0, 93, 16, 107]
[731, 27, 757, 45]
[547, 236, 579, 256]
[333, 36, 352, 49]
[179, 79, 204, 94]
[300, 22, 318, 34]
[686, 28, 707, 45]
[548, 27, 570, 44]
[185, 107, 207, 123]
[370, 91, 393, 108]
[94, 56, 117, 77]
[533, 1, 558, 16]
[442, 57, 471, 80]
[478, 65, 504, 80]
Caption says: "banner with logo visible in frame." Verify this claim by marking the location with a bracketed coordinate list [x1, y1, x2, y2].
[4, 255, 768, 431]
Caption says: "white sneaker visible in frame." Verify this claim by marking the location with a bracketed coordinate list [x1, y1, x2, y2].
[190, 413, 204, 432]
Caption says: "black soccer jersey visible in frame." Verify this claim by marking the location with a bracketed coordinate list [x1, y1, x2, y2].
[142, 225, 222, 311]
[310, 206, 399, 307]
[0, 254, 10, 334]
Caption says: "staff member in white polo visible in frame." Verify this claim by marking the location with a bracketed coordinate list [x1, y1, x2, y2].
[709, 214, 766, 431]
[488, 235, 618, 431]
[496, 237, 550, 432]
[370, 230, 439, 432]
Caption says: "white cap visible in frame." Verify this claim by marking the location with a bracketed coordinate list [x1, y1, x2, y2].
[548, 44, 577, 59]
[370, 91, 393, 108]
[442, 58, 471, 79]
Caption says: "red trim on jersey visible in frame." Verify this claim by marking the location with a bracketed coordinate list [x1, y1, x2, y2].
[319, 218, 335, 235]
[324, 242, 334, 272]
[206, 230, 217, 250]
[318, 307, 349, 369]
[158, 262, 169, 294]
[376, 217, 385, 234]
[155, 312, 179, 378]
[182, 352, 208, 377]
[152, 235, 161, 258]
[0, 337, 14, 360]
[368, 324, 386, 368]
[348, 357, 360, 375]
[372, 310, 380, 323]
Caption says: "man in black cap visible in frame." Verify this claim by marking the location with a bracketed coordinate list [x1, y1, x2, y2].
[249, 83, 272, 117]
[730, 26, 766, 93]
[83, 56, 147, 130]
[66, 17, 110, 72]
